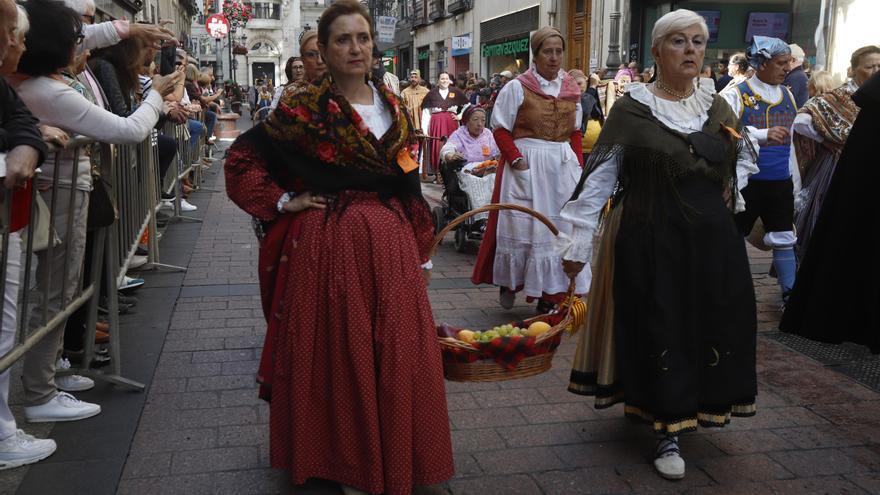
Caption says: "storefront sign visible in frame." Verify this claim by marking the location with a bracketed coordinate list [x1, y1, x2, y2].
[481, 37, 529, 58]
[376, 16, 397, 43]
[451, 34, 472, 57]
[745, 12, 789, 43]
[696, 11, 721, 43]
[206, 14, 229, 39]
[418, 50, 430, 60]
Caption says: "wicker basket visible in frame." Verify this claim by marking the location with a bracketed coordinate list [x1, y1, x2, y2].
[430, 203, 582, 382]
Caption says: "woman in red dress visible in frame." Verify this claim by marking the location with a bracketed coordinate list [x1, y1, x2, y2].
[420, 72, 469, 182]
[223, 2, 454, 493]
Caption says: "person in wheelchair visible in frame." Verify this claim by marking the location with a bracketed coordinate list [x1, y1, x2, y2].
[439, 105, 499, 175]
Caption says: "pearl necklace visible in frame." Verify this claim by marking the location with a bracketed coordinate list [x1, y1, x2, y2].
[655, 79, 695, 100]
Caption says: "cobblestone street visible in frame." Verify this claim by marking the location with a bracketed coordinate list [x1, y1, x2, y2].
[2, 143, 879, 495]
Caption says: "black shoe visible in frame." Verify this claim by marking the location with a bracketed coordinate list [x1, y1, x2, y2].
[536, 299, 556, 315]
[161, 192, 175, 201]
[136, 246, 148, 256]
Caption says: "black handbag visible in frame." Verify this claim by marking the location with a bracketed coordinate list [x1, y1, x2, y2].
[87, 174, 117, 231]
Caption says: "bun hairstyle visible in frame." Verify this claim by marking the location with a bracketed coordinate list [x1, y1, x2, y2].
[651, 9, 709, 48]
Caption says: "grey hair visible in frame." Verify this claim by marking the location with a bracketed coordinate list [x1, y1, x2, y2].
[15, 5, 29, 39]
[61, 0, 96, 15]
[651, 9, 709, 48]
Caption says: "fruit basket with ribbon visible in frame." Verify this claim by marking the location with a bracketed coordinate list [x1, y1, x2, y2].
[430, 203, 588, 382]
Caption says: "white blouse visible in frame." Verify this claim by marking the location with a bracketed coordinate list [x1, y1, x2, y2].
[557, 79, 760, 267]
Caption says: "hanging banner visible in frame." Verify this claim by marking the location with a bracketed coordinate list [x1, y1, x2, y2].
[376, 16, 397, 43]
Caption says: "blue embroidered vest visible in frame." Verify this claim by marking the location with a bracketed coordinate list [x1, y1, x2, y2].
[736, 80, 796, 181]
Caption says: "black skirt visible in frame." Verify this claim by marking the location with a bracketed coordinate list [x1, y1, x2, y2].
[612, 177, 757, 434]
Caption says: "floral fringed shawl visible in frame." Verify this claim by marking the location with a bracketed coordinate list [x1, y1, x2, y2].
[794, 82, 860, 176]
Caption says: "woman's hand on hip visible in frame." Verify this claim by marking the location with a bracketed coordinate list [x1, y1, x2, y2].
[282, 192, 328, 213]
[562, 260, 585, 279]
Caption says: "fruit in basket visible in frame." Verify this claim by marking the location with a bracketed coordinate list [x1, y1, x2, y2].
[457, 330, 476, 343]
[527, 321, 552, 337]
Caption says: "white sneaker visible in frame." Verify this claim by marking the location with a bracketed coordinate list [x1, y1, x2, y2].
[55, 358, 94, 392]
[654, 436, 685, 480]
[0, 430, 57, 470]
[128, 255, 148, 269]
[24, 392, 101, 423]
[121, 276, 145, 291]
[180, 199, 198, 212]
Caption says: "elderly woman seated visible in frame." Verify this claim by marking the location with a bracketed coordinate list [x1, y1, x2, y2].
[439, 105, 500, 175]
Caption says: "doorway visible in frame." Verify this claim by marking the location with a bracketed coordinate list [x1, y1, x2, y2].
[567, 0, 591, 72]
[252, 62, 276, 86]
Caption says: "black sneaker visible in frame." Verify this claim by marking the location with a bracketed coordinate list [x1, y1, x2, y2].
[117, 293, 138, 307]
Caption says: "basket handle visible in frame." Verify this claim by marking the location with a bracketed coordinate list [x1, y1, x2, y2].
[429, 203, 560, 258]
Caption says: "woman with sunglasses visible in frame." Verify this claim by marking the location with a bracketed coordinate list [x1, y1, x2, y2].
[8, 0, 181, 425]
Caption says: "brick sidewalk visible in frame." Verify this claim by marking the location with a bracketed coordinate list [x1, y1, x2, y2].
[112, 171, 880, 494]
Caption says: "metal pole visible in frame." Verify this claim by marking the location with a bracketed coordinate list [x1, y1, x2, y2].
[605, 0, 622, 75]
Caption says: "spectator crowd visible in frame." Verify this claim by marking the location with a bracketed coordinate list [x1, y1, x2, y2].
[0, 0, 221, 469]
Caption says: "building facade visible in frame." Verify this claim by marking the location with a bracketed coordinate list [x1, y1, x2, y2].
[591, 0, 878, 82]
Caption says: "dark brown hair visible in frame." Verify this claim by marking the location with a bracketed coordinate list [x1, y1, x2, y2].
[317, 0, 375, 48]
[851, 45, 880, 69]
[284, 56, 301, 83]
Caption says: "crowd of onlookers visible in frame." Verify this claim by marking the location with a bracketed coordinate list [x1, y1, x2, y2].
[0, 0, 221, 469]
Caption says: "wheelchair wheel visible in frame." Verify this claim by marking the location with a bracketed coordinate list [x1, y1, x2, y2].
[454, 226, 468, 252]
[431, 206, 446, 237]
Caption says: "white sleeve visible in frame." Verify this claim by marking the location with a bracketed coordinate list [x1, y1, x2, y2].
[792, 113, 823, 142]
[181, 91, 191, 105]
[719, 86, 743, 118]
[421, 108, 430, 134]
[735, 129, 761, 213]
[574, 99, 583, 131]
[490, 81, 524, 132]
[557, 155, 619, 264]
[271, 87, 284, 109]
[53, 85, 162, 144]
[82, 22, 121, 51]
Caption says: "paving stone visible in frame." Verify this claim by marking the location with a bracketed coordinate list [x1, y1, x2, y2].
[191, 348, 255, 363]
[705, 429, 794, 455]
[138, 406, 257, 431]
[840, 445, 880, 471]
[552, 440, 645, 468]
[116, 473, 216, 495]
[121, 451, 172, 479]
[187, 374, 256, 391]
[769, 448, 867, 477]
[445, 392, 479, 411]
[472, 446, 565, 475]
[698, 453, 793, 484]
[217, 424, 269, 447]
[684, 482, 774, 495]
[153, 362, 222, 379]
[144, 391, 220, 410]
[220, 359, 260, 375]
[170, 446, 260, 474]
[220, 388, 262, 408]
[450, 474, 542, 495]
[210, 469, 289, 495]
[130, 428, 217, 453]
[497, 423, 584, 448]
[773, 424, 866, 449]
[449, 406, 528, 430]
[533, 467, 632, 494]
[452, 454, 483, 479]
[162, 337, 226, 352]
[451, 428, 506, 454]
[764, 476, 870, 494]
[616, 463, 713, 492]
[470, 388, 547, 408]
[517, 402, 598, 424]
[846, 472, 880, 493]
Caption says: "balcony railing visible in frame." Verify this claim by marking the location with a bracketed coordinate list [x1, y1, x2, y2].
[447, 0, 470, 14]
[428, 2, 444, 21]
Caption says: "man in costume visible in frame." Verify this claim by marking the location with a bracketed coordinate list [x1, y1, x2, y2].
[721, 36, 800, 303]
[401, 69, 429, 132]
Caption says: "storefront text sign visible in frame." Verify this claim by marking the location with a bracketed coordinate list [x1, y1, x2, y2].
[206, 14, 229, 39]
[452, 34, 472, 56]
[482, 37, 529, 58]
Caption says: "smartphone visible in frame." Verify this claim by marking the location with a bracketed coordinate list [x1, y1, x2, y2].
[159, 45, 176, 76]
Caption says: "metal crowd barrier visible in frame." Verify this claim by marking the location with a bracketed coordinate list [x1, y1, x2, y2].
[0, 113, 209, 387]
[161, 111, 212, 224]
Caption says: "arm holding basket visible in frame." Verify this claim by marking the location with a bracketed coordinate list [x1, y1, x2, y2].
[557, 155, 620, 282]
